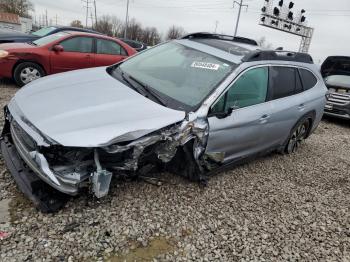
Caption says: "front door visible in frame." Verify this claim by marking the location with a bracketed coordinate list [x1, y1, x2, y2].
[206, 66, 272, 163]
[50, 36, 95, 74]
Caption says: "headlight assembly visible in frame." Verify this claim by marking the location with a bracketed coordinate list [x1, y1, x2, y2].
[0, 50, 9, 58]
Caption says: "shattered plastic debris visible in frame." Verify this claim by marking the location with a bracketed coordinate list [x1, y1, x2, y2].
[0, 231, 9, 240]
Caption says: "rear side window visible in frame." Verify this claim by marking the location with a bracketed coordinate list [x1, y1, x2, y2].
[96, 39, 127, 55]
[268, 67, 296, 100]
[299, 69, 317, 90]
[60, 37, 93, 53]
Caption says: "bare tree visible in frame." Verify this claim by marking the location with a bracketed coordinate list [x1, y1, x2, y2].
[140, 26, 161, 46]
[257, 36, 273, 49]
[127, 18, 143, 40]
[70, 20, 83, 28]
[110, 16, 123, 37]
[0, 0, 33, 18]
[95, 15, 113, 36]
[166, 25, 185, 40]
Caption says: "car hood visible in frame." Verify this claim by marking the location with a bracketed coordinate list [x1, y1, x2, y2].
[9, 67, 186, 147]
[0, 31, 37, 43]
[0, 42, 35, 51]
[321, 56, 350, 77]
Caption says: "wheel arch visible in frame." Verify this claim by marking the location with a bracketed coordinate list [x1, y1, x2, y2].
[12, 60, 47, 78]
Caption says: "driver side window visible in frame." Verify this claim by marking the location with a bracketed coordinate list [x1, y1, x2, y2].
[211, 67, 268, 114]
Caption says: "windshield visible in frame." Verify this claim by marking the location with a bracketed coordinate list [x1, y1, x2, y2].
[32, 26, 57, 37]
[115, 42, 235, 110]
[32, 32, 69, 46]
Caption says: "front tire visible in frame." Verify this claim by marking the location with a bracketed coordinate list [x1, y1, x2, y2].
[284, 117, 311, 154]
[13, 62, 45, 87]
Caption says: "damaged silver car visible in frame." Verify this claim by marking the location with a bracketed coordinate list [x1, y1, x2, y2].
[0, 33, 327, 212]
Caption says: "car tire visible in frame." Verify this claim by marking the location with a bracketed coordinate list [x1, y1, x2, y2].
[284, 116, 312, 154]
[13, 62, 45, 87]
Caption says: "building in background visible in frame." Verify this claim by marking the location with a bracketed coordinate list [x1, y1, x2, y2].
[0, 12, 32, 33]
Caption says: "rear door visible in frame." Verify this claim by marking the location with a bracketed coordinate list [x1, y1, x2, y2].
[94, 38, 128, 67]
[264, 66, 306, 147]
[50, 36, 94, 73]
[206, 66, 272, 162]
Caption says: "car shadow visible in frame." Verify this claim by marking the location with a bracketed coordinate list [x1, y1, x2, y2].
[322, 115, 350, 128]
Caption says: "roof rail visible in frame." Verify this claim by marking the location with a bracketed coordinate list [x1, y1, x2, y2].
[242, 50, 314, 64]
[181, 32, 258, 46]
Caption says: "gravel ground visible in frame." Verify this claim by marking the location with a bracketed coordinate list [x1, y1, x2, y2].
[0, 81, 349, 261]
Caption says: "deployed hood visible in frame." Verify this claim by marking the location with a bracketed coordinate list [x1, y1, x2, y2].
[321, 56, 350, 77]
[9, 67, 186, 147]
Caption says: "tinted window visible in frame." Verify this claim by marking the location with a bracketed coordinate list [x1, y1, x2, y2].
[268, 67, 297, 100]
[211, 67, 268, 113]
[60, 37, 93, 53]
[96, 39, 127, 55]
[299, 69, 317, 90]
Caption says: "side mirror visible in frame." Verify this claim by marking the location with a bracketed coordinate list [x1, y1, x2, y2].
[53, 44, 64, 52]
[213, 105, 239, 119]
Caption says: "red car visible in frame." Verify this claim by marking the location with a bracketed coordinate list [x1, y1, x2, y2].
[0, 31, 136, 86]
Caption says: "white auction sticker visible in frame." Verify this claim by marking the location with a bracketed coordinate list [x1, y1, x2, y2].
[191, 61, 220, 70]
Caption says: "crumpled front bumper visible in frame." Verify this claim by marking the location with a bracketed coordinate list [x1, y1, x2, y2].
[1, 114, 80, 197]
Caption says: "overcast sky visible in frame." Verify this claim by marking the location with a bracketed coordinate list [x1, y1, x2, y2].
[30, 0, 350, 63]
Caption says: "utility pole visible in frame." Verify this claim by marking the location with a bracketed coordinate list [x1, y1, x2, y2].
[45, 9, 48, 26]
[93, 0, 97, 29]
[124, 0, 130, 38]
[82, 0, 90, 28]
[233, 0, 248, 36]
[214, 20, 219, 33]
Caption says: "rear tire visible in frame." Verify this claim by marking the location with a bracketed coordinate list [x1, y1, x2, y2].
[284, 117, 311, 154]
[13, 62, 45, 87]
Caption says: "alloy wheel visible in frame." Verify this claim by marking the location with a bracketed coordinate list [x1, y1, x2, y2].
[20, 67, 41, 84]
[286, 120, 309, 154]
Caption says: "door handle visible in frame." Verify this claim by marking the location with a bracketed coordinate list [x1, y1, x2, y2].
[298, 103, 306, 110]
[85, 54, 91, 58]
[259, 114, 270, 123]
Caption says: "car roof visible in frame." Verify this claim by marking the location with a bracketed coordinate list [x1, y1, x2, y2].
[60, 31, 118, 41]
[178, 33, 314, 65]
[54, 26, 101, 34]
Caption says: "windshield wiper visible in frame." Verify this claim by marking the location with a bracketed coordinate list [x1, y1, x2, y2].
[119, 71, 146, 96]
[114, 67, 168, 107]
[27, 41, 37, 46]
[127, 75, 168, 107]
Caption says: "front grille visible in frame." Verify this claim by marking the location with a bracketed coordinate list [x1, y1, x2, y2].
[327, 92, 350, 106]
[11, 121, 36, 151]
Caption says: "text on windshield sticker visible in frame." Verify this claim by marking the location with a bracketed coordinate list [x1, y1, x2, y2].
[191, 62, 220, 70]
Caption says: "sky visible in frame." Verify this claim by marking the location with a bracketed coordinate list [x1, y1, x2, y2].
[29, 0, 350, 63]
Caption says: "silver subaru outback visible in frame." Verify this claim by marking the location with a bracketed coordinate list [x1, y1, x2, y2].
[0, 33, 327, 212]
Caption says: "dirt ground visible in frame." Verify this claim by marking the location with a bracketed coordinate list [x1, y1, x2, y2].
[0, 80, 349, 261]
